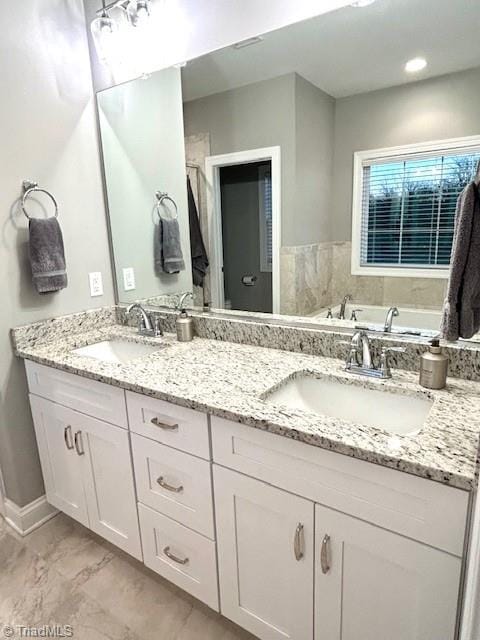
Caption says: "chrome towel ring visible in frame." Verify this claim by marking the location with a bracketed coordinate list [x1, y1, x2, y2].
[155, 191, 178, 220]
[22, 180, 59, 220]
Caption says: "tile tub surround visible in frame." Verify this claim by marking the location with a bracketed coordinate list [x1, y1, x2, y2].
[279, 240, 447, 316]
[11, 311, 480, 490]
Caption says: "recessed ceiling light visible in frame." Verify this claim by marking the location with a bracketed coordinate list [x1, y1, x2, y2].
[405, 57, 427, 73]
[351, 0, 376, 7]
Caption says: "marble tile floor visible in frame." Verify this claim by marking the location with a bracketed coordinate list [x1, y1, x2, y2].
[0, 514, 257, 640]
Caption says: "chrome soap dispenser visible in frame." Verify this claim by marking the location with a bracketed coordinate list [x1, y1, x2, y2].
[419, 338, 448, 389]
[176, 292, 194, 342]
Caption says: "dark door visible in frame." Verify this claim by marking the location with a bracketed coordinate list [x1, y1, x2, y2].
[219, 161, 273, 313]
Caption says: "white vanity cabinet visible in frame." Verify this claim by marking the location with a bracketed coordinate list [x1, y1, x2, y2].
[214, 465, 314, 640]
[25, 360, 470, 640]
[29, 393, 142, 558]
[27, 362, 142, 559]
[314, 504, 462, 640]
[211, 416, 468, 640]
[126, 391, 220, 611]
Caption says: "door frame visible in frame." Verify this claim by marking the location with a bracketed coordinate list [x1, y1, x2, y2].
[205, 146, 281, 314]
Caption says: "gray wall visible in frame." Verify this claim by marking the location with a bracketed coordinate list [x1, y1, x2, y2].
[183, 73, 335, 247]
[295, 74, 335, 245]
[98, 67, 193, 303]
[0, 0, 113, 507]
[183, 74, 297, 245]
[332, 66, 480, 241]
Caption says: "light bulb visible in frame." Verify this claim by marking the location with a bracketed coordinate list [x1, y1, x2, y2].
[405, 57, 427, 73]
[90, 12, 120, 63]
[126, 0, 152, 27]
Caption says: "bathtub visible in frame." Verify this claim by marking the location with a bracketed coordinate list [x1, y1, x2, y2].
[312, 303, 442, 336]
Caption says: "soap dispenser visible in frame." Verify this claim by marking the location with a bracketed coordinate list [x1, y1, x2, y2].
[176, 292, 194, 342]
[419, 338, 448, 389]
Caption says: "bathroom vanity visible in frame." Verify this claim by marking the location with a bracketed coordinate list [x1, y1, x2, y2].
[12, 309, 480, 640]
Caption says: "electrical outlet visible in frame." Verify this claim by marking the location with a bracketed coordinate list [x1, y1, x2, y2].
[123, 267, 136, 291]
[89, 272, 103, 297]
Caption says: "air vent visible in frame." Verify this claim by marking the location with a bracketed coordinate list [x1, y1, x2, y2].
[232, 36, 264, 50]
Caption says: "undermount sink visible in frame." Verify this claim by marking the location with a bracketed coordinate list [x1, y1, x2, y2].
[265, 374, 433, 436]
[73, 340, 161, 365]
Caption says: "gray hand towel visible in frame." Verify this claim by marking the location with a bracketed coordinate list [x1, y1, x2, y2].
[187, 176, 209, 287]
[154, 218, 185, 275]
[29, 217, 68, 294]
[441, 182, 480, 340]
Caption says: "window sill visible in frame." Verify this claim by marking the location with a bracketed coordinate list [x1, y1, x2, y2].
[351, 265, 450, 279]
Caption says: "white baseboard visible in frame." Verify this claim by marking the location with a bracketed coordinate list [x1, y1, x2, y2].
[4, 495, 58, 536]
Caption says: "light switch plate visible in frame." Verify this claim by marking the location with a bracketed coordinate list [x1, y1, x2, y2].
[89, 272, 103, 297]
[123, 267, 136, 291]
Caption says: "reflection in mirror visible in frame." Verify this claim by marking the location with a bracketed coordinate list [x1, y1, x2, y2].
[97, 67, 195, 306]
[98, 0, 480, 341]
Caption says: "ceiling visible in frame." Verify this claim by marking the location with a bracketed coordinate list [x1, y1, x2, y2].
[181, 0, 480, 102]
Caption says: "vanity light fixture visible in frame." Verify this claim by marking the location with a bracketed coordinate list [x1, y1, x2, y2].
[91, 0, 152, 62]
[351, 0, 376, 7]
[405, 57, 427, 73]
[90, 1, 120, 63]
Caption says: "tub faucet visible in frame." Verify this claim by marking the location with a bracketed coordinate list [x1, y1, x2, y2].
[384, 307, 399, 333]
[337, 294, 352, 320]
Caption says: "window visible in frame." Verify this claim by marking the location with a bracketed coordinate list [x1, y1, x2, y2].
[258, 163, 272, 272]
[352, 138, 480, 278]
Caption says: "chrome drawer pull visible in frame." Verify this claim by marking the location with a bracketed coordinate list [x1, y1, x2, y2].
[74, 430, 85, 456]
[321, 534, 331, 574]
[163, 546, 189, 565]
[151, 417, 179, 431]
[294, 523, 304, 561]
[64, 425, 74, 450]
[157, 476, 184, 493]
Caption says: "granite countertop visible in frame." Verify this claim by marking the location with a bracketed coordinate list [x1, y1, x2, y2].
[12, 318, 480, 491]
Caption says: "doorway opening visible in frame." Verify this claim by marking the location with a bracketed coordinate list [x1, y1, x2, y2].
[205, 147, 281, 313]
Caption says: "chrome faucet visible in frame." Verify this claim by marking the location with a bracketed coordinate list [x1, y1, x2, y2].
[126, 303, 163, 337]
[384, 307, 399, 333]
[177, 291, 193, 310]
[338, 331, 405, 379]
[337, 294, 352, 320]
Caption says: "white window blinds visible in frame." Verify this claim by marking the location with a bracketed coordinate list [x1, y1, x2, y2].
[258, 164, 272, 272]
[360, 151, 480, 269]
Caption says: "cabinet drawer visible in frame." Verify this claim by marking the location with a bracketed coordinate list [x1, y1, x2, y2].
[211, 417, 469, 556]
[138, 504, 218, 611]
[126, 391, 210, 459]
[132, 434, 214, 539]
[26, 361, 127, 428]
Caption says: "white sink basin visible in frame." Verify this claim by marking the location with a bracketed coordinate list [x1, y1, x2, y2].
[73, 340, 161, 365]
[265, 375, 433, 435]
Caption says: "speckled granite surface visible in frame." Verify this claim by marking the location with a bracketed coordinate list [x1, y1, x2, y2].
[12, 309, 480, 491]
[117, 306, 480, 382]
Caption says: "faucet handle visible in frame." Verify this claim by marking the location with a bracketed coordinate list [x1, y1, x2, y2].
[381, 346, 406, 354]
[379, 346, 406, 378]
[337, 339, 358, 368]
[350, 308, 363, 321]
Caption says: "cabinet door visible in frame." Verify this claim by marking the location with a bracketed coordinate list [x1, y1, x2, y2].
[29, 395, 88, 526]
[214, 465, 314, 640]
[80, 414, 142, 560]
[315, 504, 462, 640]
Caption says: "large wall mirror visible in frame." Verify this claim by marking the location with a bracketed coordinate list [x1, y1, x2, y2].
[97, 0, 480, 341]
